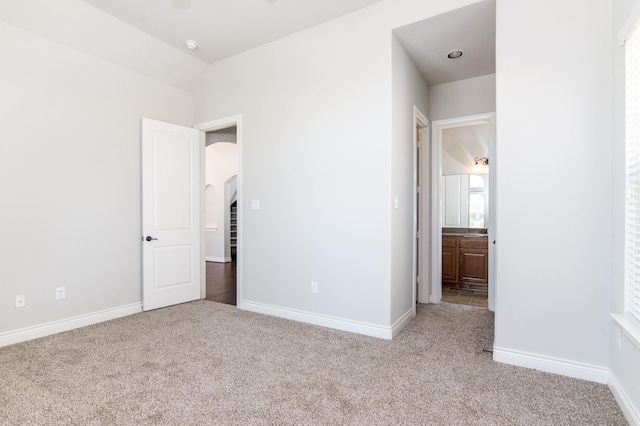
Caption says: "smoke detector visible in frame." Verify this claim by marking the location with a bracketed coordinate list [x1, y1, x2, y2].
[185, 40, 199, 50]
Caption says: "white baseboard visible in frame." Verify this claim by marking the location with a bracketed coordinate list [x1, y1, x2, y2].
[239, 300, 393, 339]
[493, 346, 608, 384]
[392, 307, 415, 338]
[0, 303, 143, 348]
[609, 372, 640, 426]
[206, 256, 232, 263]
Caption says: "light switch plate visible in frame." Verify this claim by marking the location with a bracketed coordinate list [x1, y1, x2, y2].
[15, 295, 25, 308]
[56, 287, 66, 300]
[251, 200, 260, 210]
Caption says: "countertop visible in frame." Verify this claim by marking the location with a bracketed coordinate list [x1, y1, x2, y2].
[442, 233, 488, 237]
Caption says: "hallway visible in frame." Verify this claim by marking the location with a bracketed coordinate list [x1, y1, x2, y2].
[205, 261, 236, 305]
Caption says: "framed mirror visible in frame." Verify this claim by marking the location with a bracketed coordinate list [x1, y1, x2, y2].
[442, 173, 488, 228]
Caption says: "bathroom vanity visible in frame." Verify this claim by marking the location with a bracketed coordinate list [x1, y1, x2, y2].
[442, 231, 488, 291]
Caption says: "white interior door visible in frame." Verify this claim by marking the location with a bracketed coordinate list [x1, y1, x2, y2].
[142, 118, 201, 311]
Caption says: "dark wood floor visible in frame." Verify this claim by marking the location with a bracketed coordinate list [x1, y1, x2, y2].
[205, 260, 237, 305]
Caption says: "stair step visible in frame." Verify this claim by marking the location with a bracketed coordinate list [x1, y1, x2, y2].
[230, 205, 238, 249]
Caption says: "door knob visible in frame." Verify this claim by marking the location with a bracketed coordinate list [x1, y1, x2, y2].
[145, 236, 158, 241]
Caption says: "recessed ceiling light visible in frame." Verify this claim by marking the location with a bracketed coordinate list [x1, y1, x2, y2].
[447, 50, 464, 59]
[185, 40, 199, 50]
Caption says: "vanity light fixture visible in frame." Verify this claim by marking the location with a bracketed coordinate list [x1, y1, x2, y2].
[447, 50, 464, 59]
[473, 157, 489, 173]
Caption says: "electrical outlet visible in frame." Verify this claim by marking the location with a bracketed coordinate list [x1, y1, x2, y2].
[311, 281, 318, 294]
[616, 327, 622, 349]
[56, 287, 66, 300]
[15, 295, 25, 308]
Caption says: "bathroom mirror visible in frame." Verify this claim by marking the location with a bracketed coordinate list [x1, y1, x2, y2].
[443, 173, 488, 228]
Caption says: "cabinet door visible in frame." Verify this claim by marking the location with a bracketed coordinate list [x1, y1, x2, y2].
[458, 248, 488, 288]
[442, 247, 458, 283]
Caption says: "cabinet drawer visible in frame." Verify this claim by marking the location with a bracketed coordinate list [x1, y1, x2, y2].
[459, 237, 488, 249]
[442, 236, 458, 248]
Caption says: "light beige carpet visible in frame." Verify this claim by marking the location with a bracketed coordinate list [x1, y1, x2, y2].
[0, 301, 627, 425]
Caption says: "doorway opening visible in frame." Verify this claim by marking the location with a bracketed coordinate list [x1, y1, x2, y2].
[431, 113, 496, 311]
[195, 115, 243, 307]
[204, 128, 237, 305]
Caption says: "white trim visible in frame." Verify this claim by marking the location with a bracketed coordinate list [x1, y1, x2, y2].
[205, 256, 232, 263]
[429, 117, 443, 304]
[493, 346, 608, 384]
[414, 107, 429, 128]
[0, 303, 142, 348]
[612, 313, 640, 351]
[609, 372, 640, 426]
[414, 106, 430, 304]
[618, 2, 640, 46]
[487, 115, 497, 312]
[240, 300, 394, 339]
[194, 115, 243, 133]
[199, 130, 207, 299]
[392, 307, 415, 338]
[194, 114, 243, 303]
[430, 113, 496, 307]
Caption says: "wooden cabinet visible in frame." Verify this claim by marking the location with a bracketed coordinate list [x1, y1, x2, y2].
[442, 236, 458, 283]
[442, 235, 488, 291]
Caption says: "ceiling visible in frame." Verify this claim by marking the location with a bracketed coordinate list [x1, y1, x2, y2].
[76, 0, 495, 87]
[394, 0, 495, 85]
[442, 123, 490, 174]
[82, 0, 386, 64]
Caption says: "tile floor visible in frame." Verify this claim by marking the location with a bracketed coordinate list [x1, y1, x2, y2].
[442, 286, 488, 308]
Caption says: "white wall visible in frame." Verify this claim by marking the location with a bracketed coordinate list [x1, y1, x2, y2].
[0, 0, 206, 92]
[2, 6, 635, 418]
[494, 0, 612, 380]
[194, 0, 478, 334]
[205, 142, 238, 262]
[429, 74, 496, 121]
[610, 0, 640, 422]
[390, 34, 429, 326]
[0, 19, 194, 337]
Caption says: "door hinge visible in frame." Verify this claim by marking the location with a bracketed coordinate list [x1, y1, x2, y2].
[417, 231, 420, 238]
[416, 275, 420, 283]
[417, 141, 422, 149]
[417, 185, 420, 194]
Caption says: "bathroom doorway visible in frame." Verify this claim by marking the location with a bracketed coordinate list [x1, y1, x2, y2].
[432, 113, 496, 311]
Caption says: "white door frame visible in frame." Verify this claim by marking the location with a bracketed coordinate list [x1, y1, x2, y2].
[414, 107, 430, 304]
[430, 112, 496, 310]
[194, 114, 243, 305]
